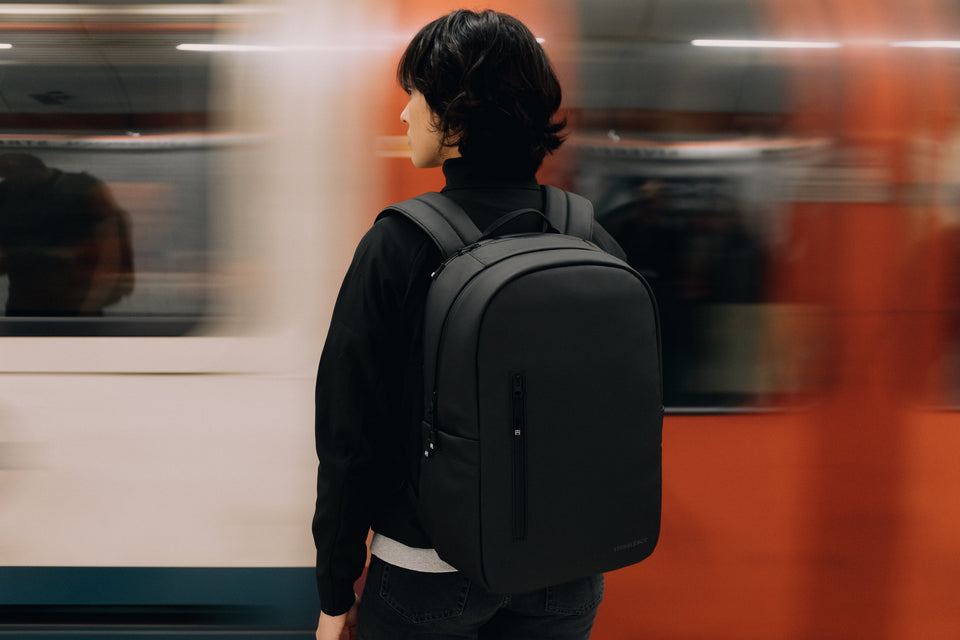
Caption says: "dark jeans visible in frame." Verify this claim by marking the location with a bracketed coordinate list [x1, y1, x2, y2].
[358, 556, 604, 639]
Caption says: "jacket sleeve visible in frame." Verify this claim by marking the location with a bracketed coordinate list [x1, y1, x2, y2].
[312, 218, 421, 615]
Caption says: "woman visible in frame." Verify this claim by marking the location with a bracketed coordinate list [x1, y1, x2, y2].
[314, 10, 621, 639]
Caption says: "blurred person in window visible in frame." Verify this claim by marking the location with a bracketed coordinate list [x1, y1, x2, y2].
[0, 153, 134, 316]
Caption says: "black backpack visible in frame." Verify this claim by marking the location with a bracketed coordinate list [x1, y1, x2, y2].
[382, 186, 662, 594]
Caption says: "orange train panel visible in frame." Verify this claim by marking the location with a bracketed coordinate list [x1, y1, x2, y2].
[598, 0, 960, 638]
[592, 412, 815, 639]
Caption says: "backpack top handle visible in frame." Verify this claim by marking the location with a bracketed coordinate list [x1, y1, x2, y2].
[477, 208, 557, 241]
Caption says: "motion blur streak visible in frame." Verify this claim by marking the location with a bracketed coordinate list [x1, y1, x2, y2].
[1, 0, 960, 638]
[592, 0, 959, 639]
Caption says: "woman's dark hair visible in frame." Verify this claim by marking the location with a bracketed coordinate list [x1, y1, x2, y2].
[397, 9, 565, 176]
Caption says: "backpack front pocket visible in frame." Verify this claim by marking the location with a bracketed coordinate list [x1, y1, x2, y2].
[511, 371, 527, 541]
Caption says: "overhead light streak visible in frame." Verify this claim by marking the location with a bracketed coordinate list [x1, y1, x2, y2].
[177, 44, 284, 53]
[0, 4, 275, 16]
[177, 42, 394, 53]
[692, 39, 841, 49]
[891, 41, 960, 48]
[0, 44, 11, 49]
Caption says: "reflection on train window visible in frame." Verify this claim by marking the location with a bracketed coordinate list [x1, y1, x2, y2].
[568, 0, 823, 409]
[0, 2, 229, 336]
[578, 162, 783, 409]
[0, 148, 211, 335]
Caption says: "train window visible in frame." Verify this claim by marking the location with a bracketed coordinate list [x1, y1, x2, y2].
[0, 2, 243, 336]
[568, 0, 821, 409]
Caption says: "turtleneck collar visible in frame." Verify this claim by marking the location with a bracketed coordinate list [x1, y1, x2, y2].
[441, 157, 539, 191]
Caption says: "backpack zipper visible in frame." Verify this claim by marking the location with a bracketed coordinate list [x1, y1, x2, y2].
[430, 242, 482, 279]
[511, 372, 527, 541]
[423, 390, 438, 457]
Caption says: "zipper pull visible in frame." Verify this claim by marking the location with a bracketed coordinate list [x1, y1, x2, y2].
[423, 390, 439, 457]
[422, 419, 436, 457]
[457, 241, 481, 256]
[432, 242, 481, 278]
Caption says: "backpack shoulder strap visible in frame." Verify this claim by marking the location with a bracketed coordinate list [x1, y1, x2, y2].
[542, 185, 594, 241]
[378, 192, 481, 260]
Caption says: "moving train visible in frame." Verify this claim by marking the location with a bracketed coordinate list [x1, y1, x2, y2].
[1, 0, 958, 638]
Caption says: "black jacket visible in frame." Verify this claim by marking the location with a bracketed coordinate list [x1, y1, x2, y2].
[313, 158, 625, 615]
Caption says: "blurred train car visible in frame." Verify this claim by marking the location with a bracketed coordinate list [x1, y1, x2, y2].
[0, 2, 370, 637]
[2, 0, 960, 639]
